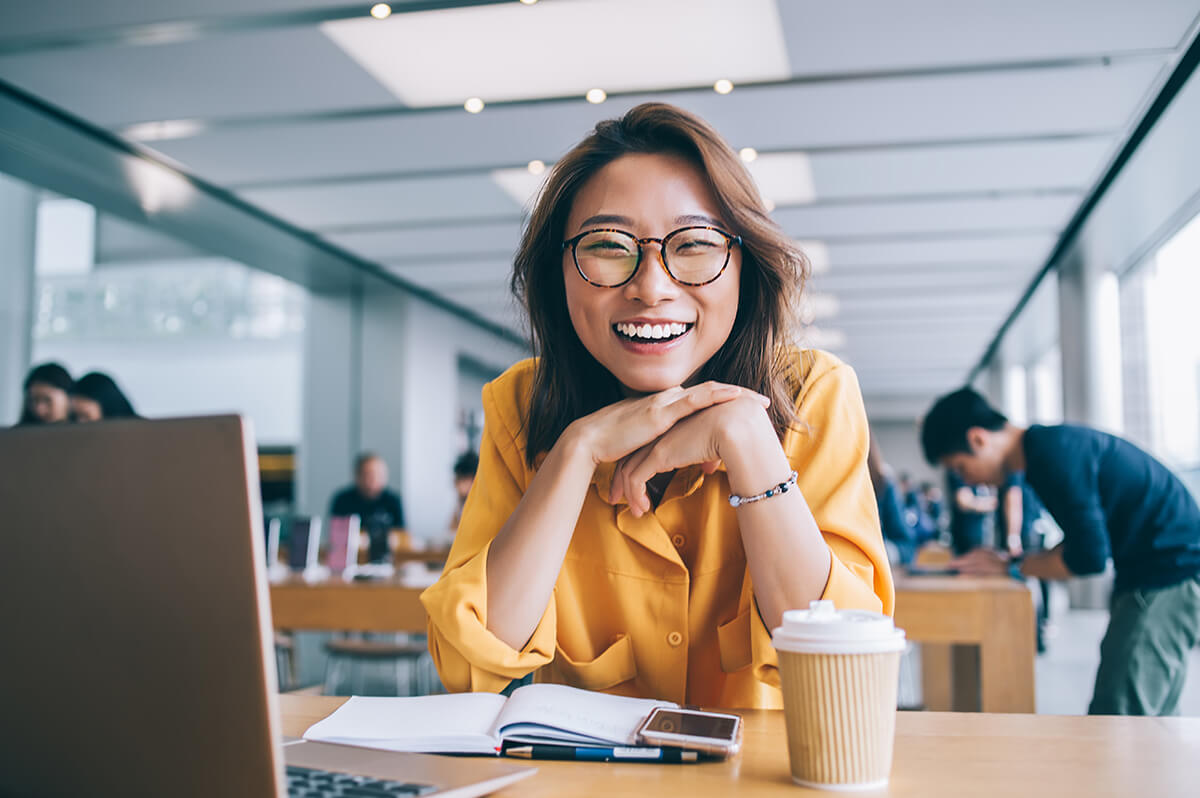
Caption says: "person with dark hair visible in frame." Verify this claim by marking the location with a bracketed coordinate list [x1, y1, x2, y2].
[69, 371, 138, 422]
[18, 362, 73, 425]
[447, 451, 480, 535]
[421, 103, 891, 708]
[330, 452, 405, 563]
[921, 386, 1200, 715]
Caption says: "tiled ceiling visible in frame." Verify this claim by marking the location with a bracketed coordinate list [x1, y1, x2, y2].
[2, 0, 1198, 417]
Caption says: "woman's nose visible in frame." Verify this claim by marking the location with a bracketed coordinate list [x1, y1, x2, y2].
[622, 243, 680, 305]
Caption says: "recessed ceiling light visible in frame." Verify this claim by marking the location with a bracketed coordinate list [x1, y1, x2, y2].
[714, 79, 734, 94]
[464, 97, 485, 113]
[586, 88, 607, 104]
[519, 0, 539, 5]
[527, 159, 546, 175]
[370, 3, 391, 19]
[739, 147, 758, 163]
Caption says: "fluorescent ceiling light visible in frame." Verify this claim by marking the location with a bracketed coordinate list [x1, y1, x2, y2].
[797, 240, 830, 275]
[321, 0, 790, 107]
[122, 119, 205, 142]
[747, 152, 816, 207]
[492, 166, 548, 211]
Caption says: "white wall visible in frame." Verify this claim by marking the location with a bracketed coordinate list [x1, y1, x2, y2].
[0, 174, 37, 425]
[32, 336, 303, 444]
[299, 278, 528, 540]
[396, 294, 527, 541]
[871, 418, 940, 487]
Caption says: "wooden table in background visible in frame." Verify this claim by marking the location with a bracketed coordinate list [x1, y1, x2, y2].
[270, 573, 1036, 712]
[281, 695, 1200, 797]
[894, 574, 1036, 713]
[269, 577, 429, 633]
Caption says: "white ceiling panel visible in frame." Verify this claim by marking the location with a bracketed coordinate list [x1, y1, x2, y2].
[239, 174, 521, 229]
[387, 260, 512, 289]
[148, 60, 1164, 185]
[776, 194, 1078, 239]
[808, 138, 1115, 200]
[776, 0, 1200, 74]
[327, 221, 521, 259]
[829, 233, 1056, 267]
[0, 28, 396, 126]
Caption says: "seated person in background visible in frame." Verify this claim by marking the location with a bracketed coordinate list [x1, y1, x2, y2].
[922, 387, 1200, 715]
[69, 372, 139, 422]
[421, 103, 891, 709]
[18, 362, 73, 425]
[866, 434, 918, 566]
[447, 450, 479, 535]
[330, 452, 405, 563]
[947, 470, 997, 555]
[920, 481, 946, 534]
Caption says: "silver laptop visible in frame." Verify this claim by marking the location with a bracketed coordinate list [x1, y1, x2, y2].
[0, 415, 534, 798]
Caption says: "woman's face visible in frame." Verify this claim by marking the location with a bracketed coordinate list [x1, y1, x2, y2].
[25, 381, 70, 423]
[562, 152, 741, 395]
[71, 396, 103, 423]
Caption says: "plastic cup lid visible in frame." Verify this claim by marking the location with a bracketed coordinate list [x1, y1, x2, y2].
[771, 600, 906, 654]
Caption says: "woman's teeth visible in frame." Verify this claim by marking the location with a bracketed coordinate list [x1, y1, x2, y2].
[614, 322, 691, 341]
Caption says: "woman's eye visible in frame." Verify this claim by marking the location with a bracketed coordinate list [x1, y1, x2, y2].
[585, 241, 635, 256]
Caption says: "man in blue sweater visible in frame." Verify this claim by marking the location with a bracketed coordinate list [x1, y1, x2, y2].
[921, 387, 1200, 715]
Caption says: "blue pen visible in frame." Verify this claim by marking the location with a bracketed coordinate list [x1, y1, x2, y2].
[503, 744, 700, 763]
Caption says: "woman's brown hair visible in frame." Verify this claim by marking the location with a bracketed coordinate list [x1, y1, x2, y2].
[512, 102, 809, 467]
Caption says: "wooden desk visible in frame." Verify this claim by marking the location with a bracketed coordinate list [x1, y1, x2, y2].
[894, 575, 1036, 713]
[269, 578, 428, 633]
[270, 575, 1036, 712]
[281, 696, 1200, 797]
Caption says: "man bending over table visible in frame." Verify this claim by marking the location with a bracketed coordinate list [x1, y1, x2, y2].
[920, 387, 1200, 715]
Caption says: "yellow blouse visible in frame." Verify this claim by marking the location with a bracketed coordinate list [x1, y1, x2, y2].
[421, 349, 893, 709]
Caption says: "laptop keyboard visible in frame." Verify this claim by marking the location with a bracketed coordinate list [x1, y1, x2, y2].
[287, 765, 437, 797]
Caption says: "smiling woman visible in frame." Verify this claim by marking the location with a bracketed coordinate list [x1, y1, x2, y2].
[421, 103, 893, 709]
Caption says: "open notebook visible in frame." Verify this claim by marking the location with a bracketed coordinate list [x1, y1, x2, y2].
[304, 684, 675, 755]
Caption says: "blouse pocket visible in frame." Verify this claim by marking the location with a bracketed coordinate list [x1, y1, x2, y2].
[553, 634, 638, 691]
[717, 608, 753, 673]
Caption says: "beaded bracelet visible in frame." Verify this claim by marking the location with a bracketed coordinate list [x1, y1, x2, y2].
[728, 470, 798, 508]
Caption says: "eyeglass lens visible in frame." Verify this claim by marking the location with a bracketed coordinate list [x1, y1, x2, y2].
[573, 228, 730, 286]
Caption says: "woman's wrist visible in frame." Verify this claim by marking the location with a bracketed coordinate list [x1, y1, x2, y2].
[717, 401, 791, 496]
[560, 417, 603, 471]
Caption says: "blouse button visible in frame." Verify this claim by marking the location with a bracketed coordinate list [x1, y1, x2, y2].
[667, 631, 684, 647]
[671, 534, 685, 548]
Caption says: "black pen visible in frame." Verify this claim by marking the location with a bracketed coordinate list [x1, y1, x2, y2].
[503, 744, 700, 763]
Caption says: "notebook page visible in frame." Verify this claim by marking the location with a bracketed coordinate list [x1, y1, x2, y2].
[303, 693, 508, 754]
[492, 684, 674, 746]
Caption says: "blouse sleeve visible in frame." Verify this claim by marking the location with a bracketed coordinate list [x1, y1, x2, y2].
[420, 378, 558, 693]
[750, 358, 895, 687]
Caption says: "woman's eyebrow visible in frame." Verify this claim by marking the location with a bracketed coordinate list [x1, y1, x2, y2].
[577, 213, 727, 229]
[578, 214, 635, 228]
[674, 213, 726, 227]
